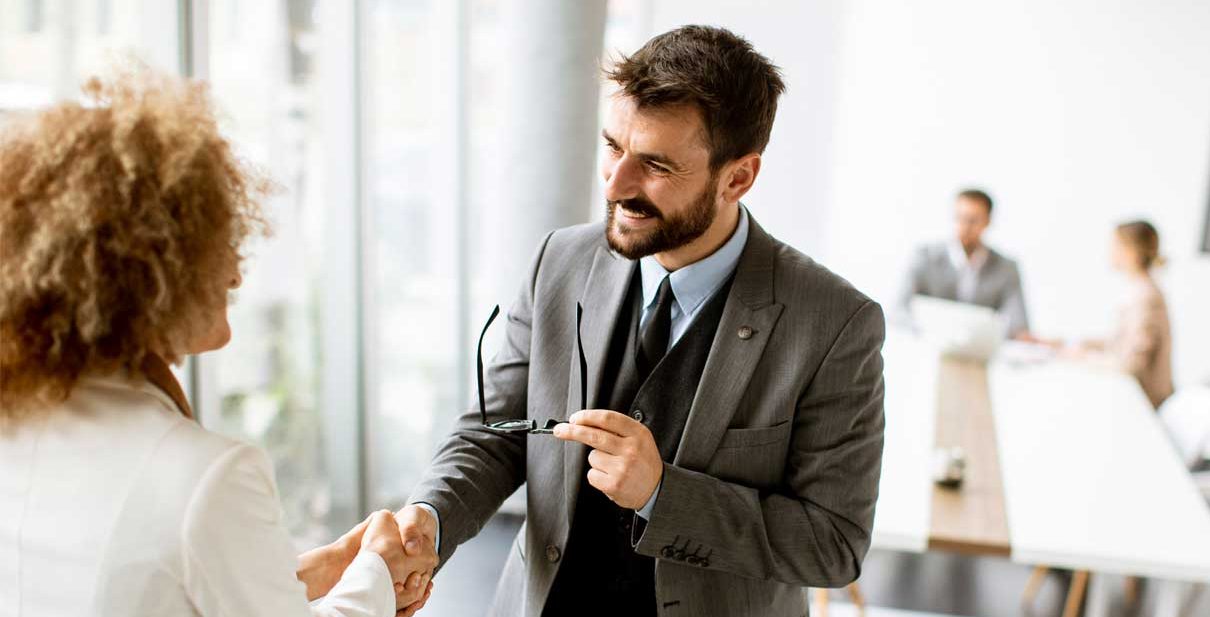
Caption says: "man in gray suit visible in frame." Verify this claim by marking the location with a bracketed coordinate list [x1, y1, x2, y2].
[898, 189, 1032, 337]
[394, 26, 886, 616]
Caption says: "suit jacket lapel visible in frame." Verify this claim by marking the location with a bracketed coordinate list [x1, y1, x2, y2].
[564, 245, 636, 522]
[674, 217, 785, 470]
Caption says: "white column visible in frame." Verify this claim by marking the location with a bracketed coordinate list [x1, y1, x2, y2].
[315, 0, 366, 530]
[486, 0, 608, 307]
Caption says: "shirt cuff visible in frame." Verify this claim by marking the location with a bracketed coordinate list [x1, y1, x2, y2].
[412, 502, 441, 554]
[636, 480, 662, 520]
[315, 550, 395, 616]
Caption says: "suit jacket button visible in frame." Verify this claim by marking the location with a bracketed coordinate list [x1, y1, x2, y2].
[545, 545, 561, 563]
[737, 326, 754, 340]
[632, 409, 645, 422]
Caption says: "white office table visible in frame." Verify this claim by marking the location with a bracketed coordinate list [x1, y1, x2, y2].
[989, 359, 1210, 616]
[871, 331, 939, 553]
[874, 330, 1012, 556]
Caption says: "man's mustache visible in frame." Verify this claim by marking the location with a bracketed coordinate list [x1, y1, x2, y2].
[608, 198, 663, 219]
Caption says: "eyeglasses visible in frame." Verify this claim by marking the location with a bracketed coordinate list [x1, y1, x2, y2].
[476, 303, 586, 434]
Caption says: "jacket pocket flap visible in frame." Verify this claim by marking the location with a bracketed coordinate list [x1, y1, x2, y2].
[716, 420, 791, 449]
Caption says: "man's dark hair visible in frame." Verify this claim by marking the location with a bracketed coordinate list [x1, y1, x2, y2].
[957, 188, 994, 216]
[604, 25, 786, 170]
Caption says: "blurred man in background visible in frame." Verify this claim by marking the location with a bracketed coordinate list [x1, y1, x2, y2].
[898, 188, 1032, 338]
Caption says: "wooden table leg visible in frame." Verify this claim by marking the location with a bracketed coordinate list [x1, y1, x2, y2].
[1022, 565, 1049, 607]
[1062, 570, 1089, 617]
[811, 588, 829, 617]
[846, 582, 866, 615]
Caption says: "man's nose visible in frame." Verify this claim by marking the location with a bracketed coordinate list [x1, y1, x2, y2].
[603, 157, 641, 203]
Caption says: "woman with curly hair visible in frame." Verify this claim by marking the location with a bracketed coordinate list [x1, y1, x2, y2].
[0, 67, 433, 615]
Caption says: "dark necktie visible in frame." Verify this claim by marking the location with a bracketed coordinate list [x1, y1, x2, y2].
[637, 275, 675, 379]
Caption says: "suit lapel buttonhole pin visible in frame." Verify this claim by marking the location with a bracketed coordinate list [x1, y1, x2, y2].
[737, 326, 754, 340]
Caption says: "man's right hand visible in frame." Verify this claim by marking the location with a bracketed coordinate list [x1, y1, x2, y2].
[392, 505, 439, 612]
[361, 510, 432, 609]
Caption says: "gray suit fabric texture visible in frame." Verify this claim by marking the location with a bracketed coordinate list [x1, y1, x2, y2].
[409, 213, 887, 617]
[898, 242, 1030, 336]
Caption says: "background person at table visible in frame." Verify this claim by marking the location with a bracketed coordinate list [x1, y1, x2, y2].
[1071, 220, 1174, 409]
[897, 188, 1032, 338]
[0, 67, 435, 616]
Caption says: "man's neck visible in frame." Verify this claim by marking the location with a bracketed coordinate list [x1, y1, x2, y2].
[962, 240, 983, 258]
[654, 204, 741, 272]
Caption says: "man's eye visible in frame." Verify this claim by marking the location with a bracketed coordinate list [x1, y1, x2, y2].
[646, 162, 668, 174]
[605, 141, 621, 153]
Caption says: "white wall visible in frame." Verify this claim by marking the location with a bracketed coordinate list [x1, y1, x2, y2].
[646, 0, 845, 255]
[648, 0, 1210, 384]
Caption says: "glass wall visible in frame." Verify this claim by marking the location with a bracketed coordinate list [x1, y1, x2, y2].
[362, 0, 464, 510]
[200, 0, 342, 549]
[0, 0, 179, 111]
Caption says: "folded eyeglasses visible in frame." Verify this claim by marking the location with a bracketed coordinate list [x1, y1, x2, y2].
[475, 303, 586, 434]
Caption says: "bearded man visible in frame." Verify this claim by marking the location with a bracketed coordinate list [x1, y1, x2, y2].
[395, 24, 887, 617]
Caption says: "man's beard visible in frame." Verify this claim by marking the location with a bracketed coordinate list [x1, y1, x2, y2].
[605, 179, 718, 260]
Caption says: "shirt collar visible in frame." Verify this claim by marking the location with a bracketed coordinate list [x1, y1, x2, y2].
[947, 239, 989, 272]
[639, 205, 750, 317]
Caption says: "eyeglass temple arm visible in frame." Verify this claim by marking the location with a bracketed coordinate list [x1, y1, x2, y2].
[577, 303, 587, 411]
[476, 305, 501, 426]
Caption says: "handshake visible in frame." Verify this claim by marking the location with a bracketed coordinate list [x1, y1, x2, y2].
[299, 505, 441, 615]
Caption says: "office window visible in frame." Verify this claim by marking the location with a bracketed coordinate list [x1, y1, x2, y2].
[27, 0, 45, 32]
[0, 0, 177, 113]
[95, 0, 111, 36]
[362, 0, 652, 509]
[363, 0, 468, 507]
[201, 0, 347, 548]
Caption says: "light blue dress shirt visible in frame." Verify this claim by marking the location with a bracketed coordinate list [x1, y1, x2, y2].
[416, 206, 751, 547]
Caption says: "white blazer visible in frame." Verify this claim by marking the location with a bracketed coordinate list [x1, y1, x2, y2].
[0, 368, 395, 617]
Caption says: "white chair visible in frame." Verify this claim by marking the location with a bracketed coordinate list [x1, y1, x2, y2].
[1158, 384, 1210, 501]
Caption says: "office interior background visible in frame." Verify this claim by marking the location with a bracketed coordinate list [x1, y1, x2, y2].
[2, 1, 1209, 615]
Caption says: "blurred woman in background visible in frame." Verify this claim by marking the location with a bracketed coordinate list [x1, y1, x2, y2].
[1080, 220, 1174, 408]
[0, 66, 432, 615]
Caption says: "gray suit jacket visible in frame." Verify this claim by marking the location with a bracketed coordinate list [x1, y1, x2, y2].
[897, 242, 1030, 336]
[409, 214, 886, 617]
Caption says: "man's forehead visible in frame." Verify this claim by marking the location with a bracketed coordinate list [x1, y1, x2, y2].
[604, 94, 709, 158]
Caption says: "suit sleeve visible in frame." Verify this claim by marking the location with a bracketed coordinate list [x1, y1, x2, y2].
[182, 444, 395, 617]
[406, 231, 556, 568]
[1000, 262, 1030, 336]
[633, 301, 886, 588]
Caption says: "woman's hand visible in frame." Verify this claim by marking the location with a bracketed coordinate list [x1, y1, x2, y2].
[362, 510, 428, 609]
[296, 517, 368, 601]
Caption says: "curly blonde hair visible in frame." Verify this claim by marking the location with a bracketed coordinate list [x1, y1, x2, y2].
[0, 66, 269, 417]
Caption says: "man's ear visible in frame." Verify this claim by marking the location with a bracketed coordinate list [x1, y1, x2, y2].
[718, 153, 762, 204]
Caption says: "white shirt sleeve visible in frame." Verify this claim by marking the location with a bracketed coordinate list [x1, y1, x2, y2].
[182, 443, 396, 617]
